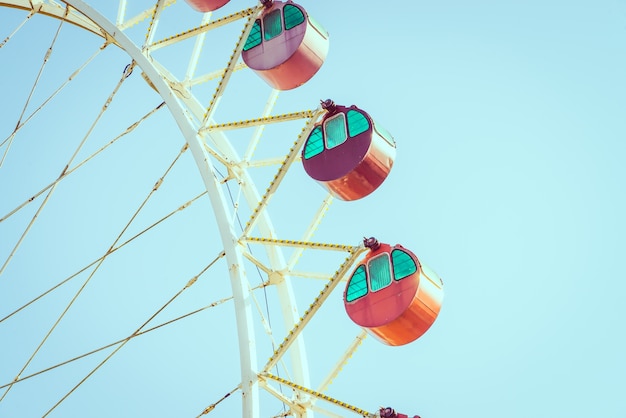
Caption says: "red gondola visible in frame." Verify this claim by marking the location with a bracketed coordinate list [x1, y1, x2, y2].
[242, 0, 329, 90]
[378, 407, 421, 418]
[343, 238, 443, 346]
[184, 0, 229, 12]
[302, 100, 396, 201]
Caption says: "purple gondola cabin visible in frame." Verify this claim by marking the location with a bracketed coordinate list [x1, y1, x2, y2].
[242, 0, 329, 90]
[302, 100, 396, 201]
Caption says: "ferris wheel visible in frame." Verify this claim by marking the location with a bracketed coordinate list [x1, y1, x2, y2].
[0, 1, 443, 417]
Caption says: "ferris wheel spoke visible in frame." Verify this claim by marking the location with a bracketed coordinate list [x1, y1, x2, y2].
[149, 7, 256, 52]
[0, 182, 206, 328]
[248, 283, 296, 385]
[185, 61, 246, 91]
[0, 6, 37, 49]
[114, 0, 126, 26]
[196, 385, 241, 417]
[0, 99, 168, 282]
[316, 330, 367, 394]
[0, 136, 196, 404]
[201, 6, 261, 125]
[243, 235, 300, 392]
[0, 277, 232, 392]
[40, 256, 221, 418]
[261, 373, 374, 418]
[184, 11, 213, 80]
[243, 88, 280, 160]
[142, 0, 169, 49]
[0, 100, 165, 226]
[115, 0, 176, 32]
[62, 60, 136, 171]
[287, 195, 334, 270]
[259, 380, 301, 416]
[199, 107, 305, 163]
[0, 44, 106, 154]
[242, 108, 324, 236]
[0, 5, 68, 168]
[263, 247, 364, 374]
[0, 185, 53, 279]
[203, 109, 317, 133]
[244, 237, 356, 253]
[1, 1, 103, 35]
[0, 59, 141, 278]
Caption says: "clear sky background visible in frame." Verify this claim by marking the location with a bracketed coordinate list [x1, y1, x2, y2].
[1, 1, 625, 417]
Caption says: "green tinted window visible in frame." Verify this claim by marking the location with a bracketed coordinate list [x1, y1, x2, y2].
[391, 249, 417, 280]
[324, 114, 347, 149]
[243, 20, 262, 51]
[284, 4, 305, 30]
[263, 9, 283, 41]
[346, 109, 370, 137]
[346, 265, 368, 302]
[303, 126, 324, 159]
[369, 254, 391, 291]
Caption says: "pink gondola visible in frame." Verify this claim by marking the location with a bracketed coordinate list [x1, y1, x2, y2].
[242, 0, 329, 90]
[302, 100, 396, 201]
[185, 0, 229, 12]
[379, 407, 421, 418]
[343, 238, 444, 346]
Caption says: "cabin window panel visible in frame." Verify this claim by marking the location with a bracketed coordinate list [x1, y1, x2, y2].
[324, 114, 347, 149]
[373, 120, 396, 147]
[243, 20, 262, 51]
[369, 254, 392, 291]
[284, 4, 305, 30]
[392, 249, 417, 280]
[420, 262, 443, 287]
[303, 126, 324, 159]
[346, 265, 368, 302]
[263, 9, 283, 41]
[308, 15, 329, 38]
[346, 109, 370, 137]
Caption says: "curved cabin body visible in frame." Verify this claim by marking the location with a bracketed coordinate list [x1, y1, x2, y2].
[343, 239, 443, 346]
[302, 102, 396, 201]
[242, 1, 329, 90]
[184, 0, 229, 12]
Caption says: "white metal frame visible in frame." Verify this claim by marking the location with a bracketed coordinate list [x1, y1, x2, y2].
[0, 1, 378, 416]
[54, 0, 263, 414]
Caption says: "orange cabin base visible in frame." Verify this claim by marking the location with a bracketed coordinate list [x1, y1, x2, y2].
[360, 268, 443, 346]
[319, 132, 395, 201]
[344, 242, 443, 346]
[250, 39, 327, 90]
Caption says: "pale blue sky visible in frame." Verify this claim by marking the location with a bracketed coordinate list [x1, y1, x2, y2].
[1, 1, 625, 417]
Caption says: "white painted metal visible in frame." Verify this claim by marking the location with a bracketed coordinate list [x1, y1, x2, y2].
[56, 1, 262, 415]
[0, 1, 367, 416]
[205, 120, 321, 418]
[142, 0, 167, 49]
[0, 0, 103, 37]
[115, 0, 126, 26]
[117, 0, 177, 32]
[243, 89, 279, 162]
[288, 195, 335, 272]
[317, 331, 367, 393]
[37, 1, 321, 415]
[185, 12, 213, 82]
